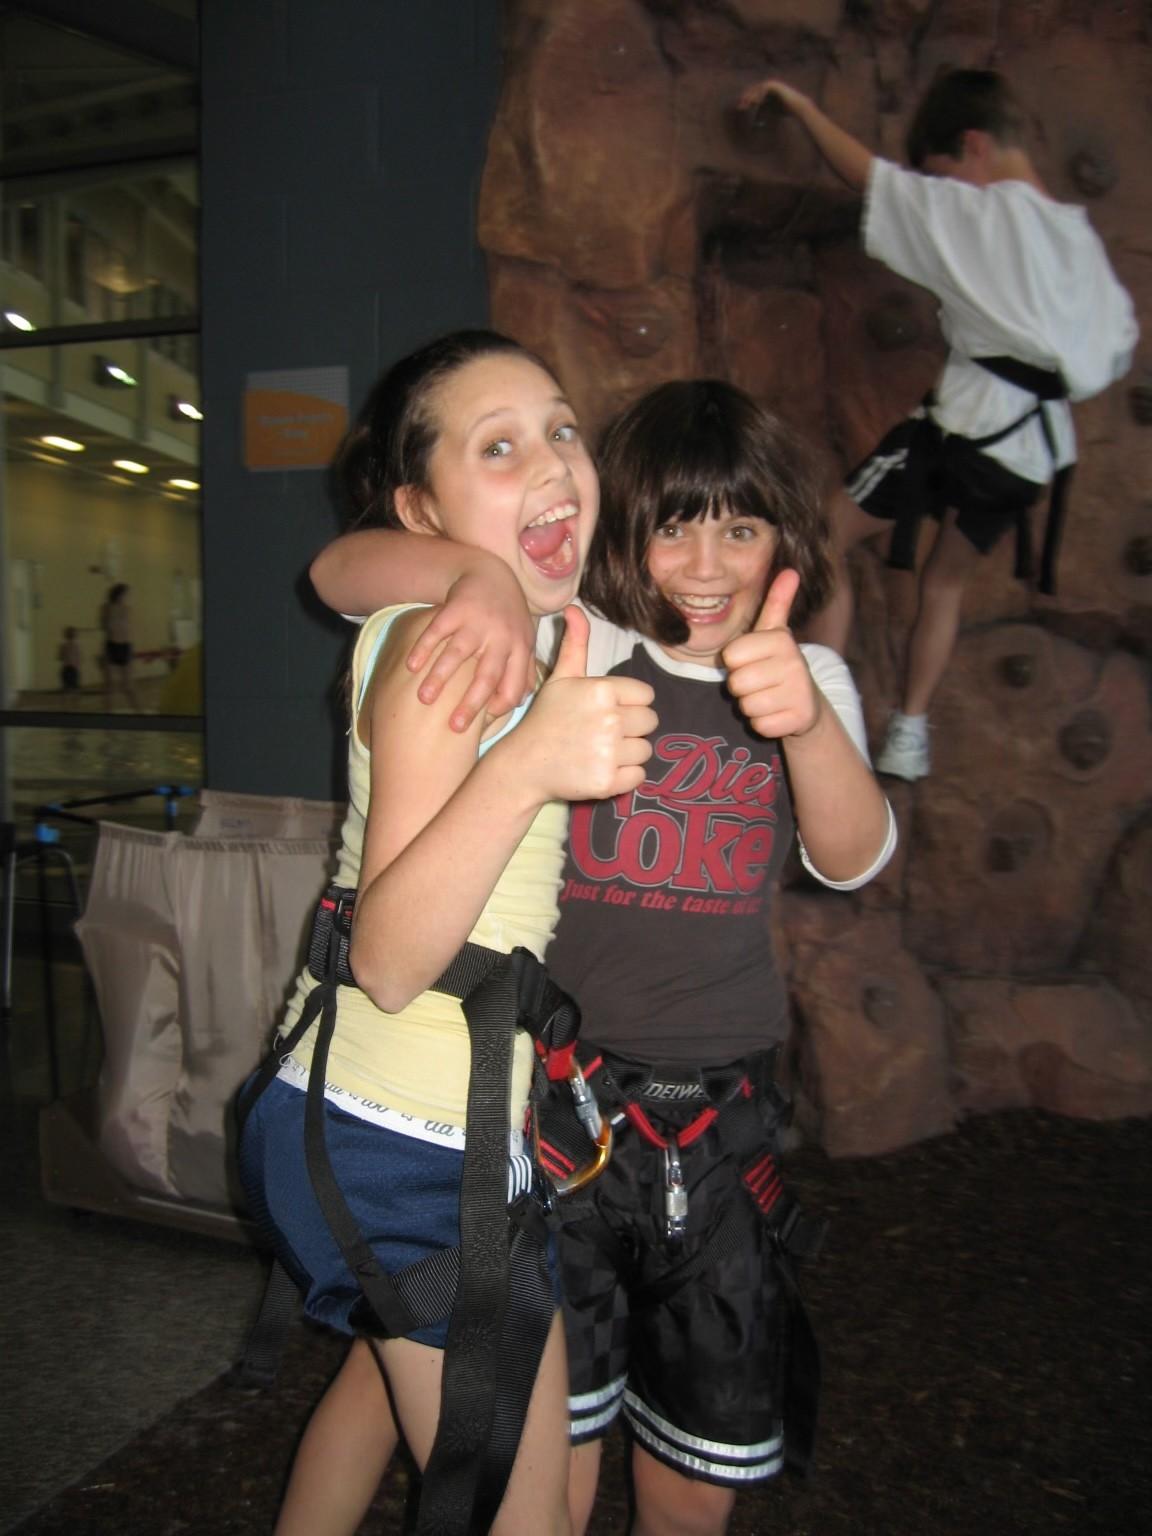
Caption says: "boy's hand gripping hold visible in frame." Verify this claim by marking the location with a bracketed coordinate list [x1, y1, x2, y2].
[517, 606, 658, 802]
[722, 570, 821, 740]
[737, 78, 810, 118]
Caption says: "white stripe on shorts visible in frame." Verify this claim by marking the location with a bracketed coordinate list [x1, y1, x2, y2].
[846, 447, 907, 506]
[623, 1390, 784, 1483]
[570, 1373, 627, 1440]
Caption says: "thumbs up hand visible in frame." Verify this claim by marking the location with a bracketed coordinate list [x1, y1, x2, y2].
[722, 569, 821, 740]
[549, 602, 591, 680]
[516, 606, 658, 803]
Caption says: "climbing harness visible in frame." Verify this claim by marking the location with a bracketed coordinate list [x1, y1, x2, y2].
[537, 1044, 827, 1474]
[888, 354, 1072, 595]
[237, 884, 595, 1535]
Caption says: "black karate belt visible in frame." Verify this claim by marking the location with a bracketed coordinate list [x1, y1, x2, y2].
[887, 355, 1072, 595]
[537, 1043, 825, 1476]
[236, 884, 581, 1535]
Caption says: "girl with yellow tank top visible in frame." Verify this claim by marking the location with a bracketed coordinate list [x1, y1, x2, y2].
[238, 331, 657, 1536]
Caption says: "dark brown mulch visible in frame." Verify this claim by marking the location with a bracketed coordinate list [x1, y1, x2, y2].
[14, 1110, 1151, 1535]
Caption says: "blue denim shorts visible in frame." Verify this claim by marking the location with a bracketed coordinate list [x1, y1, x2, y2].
[238, 1075, 557, 1349]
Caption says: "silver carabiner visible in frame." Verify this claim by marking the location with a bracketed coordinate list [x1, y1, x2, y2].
[664, 1143, 688, 1240]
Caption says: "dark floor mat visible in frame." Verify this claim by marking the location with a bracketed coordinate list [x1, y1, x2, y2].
[13, 1110, 1151, 1535]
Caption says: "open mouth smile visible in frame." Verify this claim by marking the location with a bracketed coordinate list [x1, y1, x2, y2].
[519, 502, 580, 579]
[670, 593, 733, 623]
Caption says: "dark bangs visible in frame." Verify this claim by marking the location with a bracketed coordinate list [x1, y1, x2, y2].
[582, 379, 830, 645]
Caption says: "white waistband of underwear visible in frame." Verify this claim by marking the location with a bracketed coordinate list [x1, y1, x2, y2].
[276, 1053, 526, 1160]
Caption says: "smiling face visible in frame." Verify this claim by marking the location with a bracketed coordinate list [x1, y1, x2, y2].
[405, 353, 598, 616]
[646, 506, 779, 667]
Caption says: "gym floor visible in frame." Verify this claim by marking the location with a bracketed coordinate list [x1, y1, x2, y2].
[3, 962, 1149, 1536]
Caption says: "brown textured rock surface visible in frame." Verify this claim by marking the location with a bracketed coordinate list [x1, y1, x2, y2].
[1081, 812, 1152, 1011]
[941, 975, 1152, 1117]
[781, 896, 956, 1156]
[905, 627, 1152, 974]
[479, 1, 682, 290]
[483, 2, 1152, 1151]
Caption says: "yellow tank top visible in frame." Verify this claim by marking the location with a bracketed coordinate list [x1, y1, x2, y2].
[282, 605, 568, 1129]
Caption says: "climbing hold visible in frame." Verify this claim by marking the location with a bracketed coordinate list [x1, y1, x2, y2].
[999, 653, 1035, 688]
[864, 292, 922, 351]
[1058, 709, 1111, 771]
[1066, 145, 1117, 199]
[1123, 535, 1152, 576]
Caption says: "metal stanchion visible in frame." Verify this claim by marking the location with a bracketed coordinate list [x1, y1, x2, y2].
[2, 821, 79, 1102]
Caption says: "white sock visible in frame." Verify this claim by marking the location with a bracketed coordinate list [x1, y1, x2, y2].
[891, 711, 928, 738]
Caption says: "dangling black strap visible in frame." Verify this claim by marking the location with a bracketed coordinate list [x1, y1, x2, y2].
[885, 407, 939, 574]
[238, 889, 578, 1535]
[233, 1258, 301, 1391]
[970, 355, 1072, 595]
[471, 1198, 558, 1526]
[415, 952, 522, 1533]
[303, 978, 424, 1340]
[1038, 464, 1074, 596]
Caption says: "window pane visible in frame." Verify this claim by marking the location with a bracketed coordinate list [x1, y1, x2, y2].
[0, 13, 197, 170]
[2, 160, 199, 331]
[3, 724, 203, 863]
[3, 340, 202, 717]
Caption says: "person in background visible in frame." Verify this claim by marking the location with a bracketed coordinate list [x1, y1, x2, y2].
[738, 68, 1137, 780]
[99, 583, 139, 710]
[57, 626, 81, 692]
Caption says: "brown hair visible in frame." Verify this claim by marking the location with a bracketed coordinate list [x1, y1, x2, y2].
[906, 69, 1027, 168]
[334, 329, 550, 530]
[581, 379, 830, 643]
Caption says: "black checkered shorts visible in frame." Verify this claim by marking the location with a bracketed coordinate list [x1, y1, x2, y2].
[559, 1113, 790, 1487]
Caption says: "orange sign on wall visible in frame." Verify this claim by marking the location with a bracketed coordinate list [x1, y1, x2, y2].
[244, 366, 349, 471]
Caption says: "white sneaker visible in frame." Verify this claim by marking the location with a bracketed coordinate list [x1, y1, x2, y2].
[875, 715, 930, 781]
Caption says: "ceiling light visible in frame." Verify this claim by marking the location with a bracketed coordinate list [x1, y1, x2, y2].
[4, 311, 36, 331]
[113, 459, 149, 474]
[169, 396, 203, 422]
[94, 355, 137, 388]
[167, 477, 200, 490]
[40, 434, 85, 452]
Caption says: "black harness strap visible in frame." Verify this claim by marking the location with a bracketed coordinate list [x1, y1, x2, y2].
[233, 1258, 301, 1391]
[885, 354, 1072, 595]
[473, 1195, 558, 1523]
[303, 974, 424, 1339]
[238, 888, 579, 1535]
[416, 950, 523, 1535]
[973, 354, 1068, 402]
[970, 355, 1072, 596]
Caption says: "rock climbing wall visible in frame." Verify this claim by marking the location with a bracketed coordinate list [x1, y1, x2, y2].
[479, 0, 1152, 1153]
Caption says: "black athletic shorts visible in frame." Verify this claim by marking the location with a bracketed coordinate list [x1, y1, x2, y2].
[845, 409, 1043, 561]
[560, 1109, 789, 1487]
